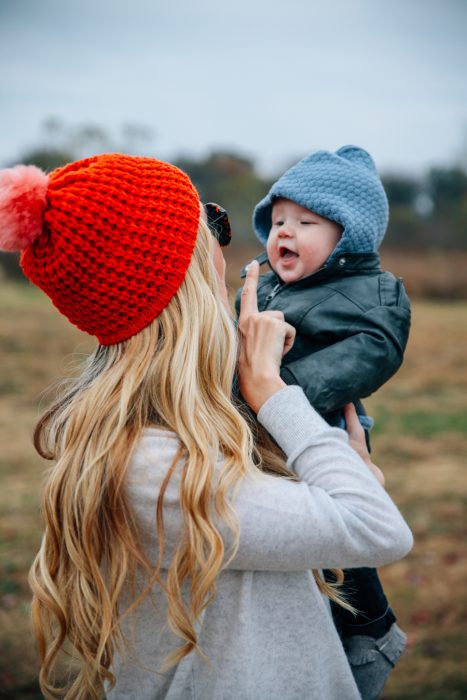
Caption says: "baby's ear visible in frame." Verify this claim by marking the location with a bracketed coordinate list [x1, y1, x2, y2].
[336, 145, 377, 173]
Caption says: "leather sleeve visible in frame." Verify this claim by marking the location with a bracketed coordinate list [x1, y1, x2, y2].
[280, 293, 411, 414]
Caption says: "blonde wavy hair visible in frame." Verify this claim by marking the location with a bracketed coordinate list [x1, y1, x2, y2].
[29, 220, 349, 699]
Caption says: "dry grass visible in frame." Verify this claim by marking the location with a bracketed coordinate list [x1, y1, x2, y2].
[365, 301, 467, 700]
[1, 276, 466, 699]
[380, 250, 467, 300]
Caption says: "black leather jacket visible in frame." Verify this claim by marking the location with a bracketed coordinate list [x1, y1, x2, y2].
[236, 252, 411, 425]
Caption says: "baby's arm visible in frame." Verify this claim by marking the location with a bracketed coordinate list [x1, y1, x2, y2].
[281, 299, 411, 414]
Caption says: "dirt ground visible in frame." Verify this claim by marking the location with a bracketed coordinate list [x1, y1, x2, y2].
[1, 273, 466, 699]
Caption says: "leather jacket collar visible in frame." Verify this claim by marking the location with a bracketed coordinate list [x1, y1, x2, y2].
[242, 251, 382, 288]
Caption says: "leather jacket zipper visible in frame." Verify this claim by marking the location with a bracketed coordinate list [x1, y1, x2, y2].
[265, 282, 283, 303]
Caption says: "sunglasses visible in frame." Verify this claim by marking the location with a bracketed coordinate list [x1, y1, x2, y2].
[205, 202, 232, 247]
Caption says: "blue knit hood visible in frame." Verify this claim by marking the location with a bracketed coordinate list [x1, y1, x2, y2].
[253, 145, 389, 263]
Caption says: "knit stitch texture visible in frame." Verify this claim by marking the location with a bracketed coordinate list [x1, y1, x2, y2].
[106, 386, 413, 700]
[20, 154, 200, 344]
[253, 145, 389, 262]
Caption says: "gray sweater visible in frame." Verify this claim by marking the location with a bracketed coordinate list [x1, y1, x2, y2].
[107, 386, 413, 700]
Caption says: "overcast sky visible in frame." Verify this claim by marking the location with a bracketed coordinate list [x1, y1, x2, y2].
[1, 0, 466, 175]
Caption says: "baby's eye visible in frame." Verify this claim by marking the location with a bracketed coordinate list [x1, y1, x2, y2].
[300, 221, 313, 225]
[273, 220, 284, 226]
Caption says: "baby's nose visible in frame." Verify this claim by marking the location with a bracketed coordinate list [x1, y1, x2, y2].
[278, 226, 292, 237]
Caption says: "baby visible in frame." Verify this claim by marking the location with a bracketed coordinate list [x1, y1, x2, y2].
[236, 145, 411, 699]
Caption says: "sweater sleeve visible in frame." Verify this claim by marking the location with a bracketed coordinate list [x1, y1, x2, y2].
[226, 385, 413, 571]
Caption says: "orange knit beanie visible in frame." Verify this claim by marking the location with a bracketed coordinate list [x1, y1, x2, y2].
[0, 153, 201, 344]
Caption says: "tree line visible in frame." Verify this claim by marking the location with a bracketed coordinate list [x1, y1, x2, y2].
[1, 120, 466, 281]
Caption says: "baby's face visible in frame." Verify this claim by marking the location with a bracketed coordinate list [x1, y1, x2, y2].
[267, 199, 342, 284]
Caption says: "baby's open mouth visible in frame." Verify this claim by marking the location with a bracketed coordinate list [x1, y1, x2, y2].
[279, 246, 298, 260]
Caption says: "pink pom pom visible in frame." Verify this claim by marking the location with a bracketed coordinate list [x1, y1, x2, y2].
[0, 165, 49, 252]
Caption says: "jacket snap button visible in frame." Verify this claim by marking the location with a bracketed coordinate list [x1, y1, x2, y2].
[338, 257, 346, 266]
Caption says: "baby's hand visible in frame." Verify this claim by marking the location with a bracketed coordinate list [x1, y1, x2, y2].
[344, 403, 385, 486]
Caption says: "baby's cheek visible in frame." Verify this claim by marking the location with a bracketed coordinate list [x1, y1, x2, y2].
[266, 234, 276, 260]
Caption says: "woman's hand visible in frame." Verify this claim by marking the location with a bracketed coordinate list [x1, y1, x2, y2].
[237, 260, 296, 414]
[344, 403, 385, 486]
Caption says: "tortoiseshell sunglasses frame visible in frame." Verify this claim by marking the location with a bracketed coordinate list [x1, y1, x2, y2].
[205, 202, 232, 247]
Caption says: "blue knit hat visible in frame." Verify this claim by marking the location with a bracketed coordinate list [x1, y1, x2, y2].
[253, 145, 389, 261]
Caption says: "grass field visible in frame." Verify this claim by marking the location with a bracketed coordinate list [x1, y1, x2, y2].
[1, 273, 466, 699]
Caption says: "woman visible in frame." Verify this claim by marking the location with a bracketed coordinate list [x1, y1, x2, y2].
[0, 154, 412, 699]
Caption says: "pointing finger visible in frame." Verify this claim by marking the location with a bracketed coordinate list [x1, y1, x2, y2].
[239, 259, 259, 320]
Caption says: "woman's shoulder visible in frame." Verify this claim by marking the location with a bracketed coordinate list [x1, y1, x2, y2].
[137, 427, 181, 454]
[142, 426, 180, 440]
[128, 429, 182, 484]
[125, 430, 184, 523]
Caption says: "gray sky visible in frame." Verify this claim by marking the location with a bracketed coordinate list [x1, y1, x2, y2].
[1, 0, 466, 175]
